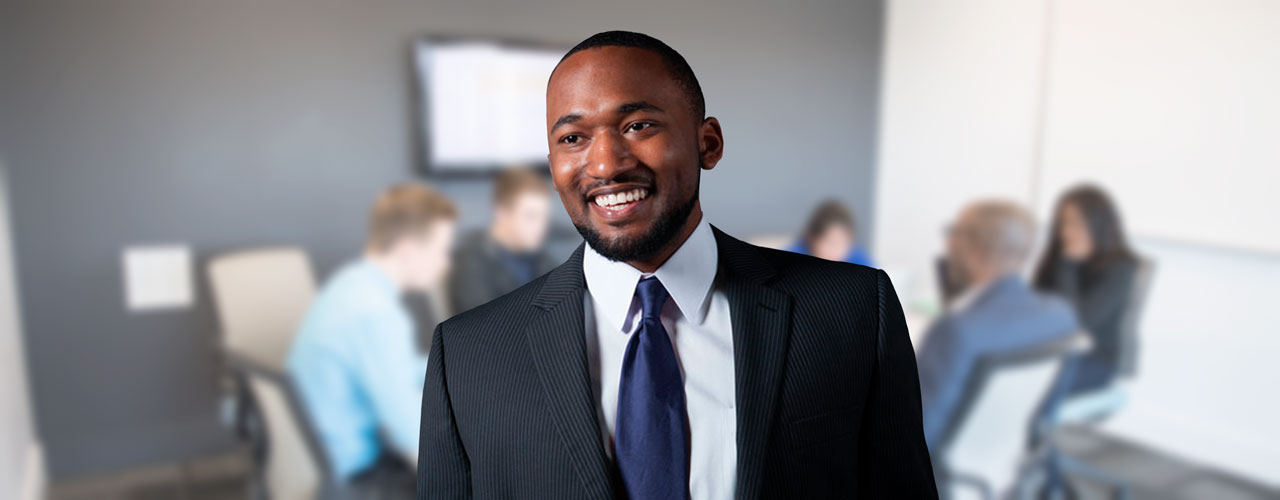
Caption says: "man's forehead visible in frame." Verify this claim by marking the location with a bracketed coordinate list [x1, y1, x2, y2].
[546, 47, 679, 114]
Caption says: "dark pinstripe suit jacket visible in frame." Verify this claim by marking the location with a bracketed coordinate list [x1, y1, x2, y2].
[418, 227, 938, 499]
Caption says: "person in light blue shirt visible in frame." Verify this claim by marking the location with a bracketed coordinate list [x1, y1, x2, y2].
[786, 199, 876, 267]
[287, 184, 456, 496]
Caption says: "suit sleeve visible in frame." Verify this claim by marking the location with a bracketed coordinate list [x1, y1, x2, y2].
[417, 323, 471, 499]
[857, 270, 939, 498]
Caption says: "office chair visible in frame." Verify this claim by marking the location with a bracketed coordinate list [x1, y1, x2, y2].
[208, 248, 333, 500]
[227, 354, 332, 500]
[1044, 258, 1155, 500]
[207, 248, 317, 370]
[932, 332, 1093, 500]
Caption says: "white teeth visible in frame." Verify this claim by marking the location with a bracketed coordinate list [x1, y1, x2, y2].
[594, 188, 649, 208]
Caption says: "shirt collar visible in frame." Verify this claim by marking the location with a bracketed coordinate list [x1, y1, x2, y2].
[949, 273, 1018, 313]
[583, 216, 719, 334]
[357, 257, 402, 299]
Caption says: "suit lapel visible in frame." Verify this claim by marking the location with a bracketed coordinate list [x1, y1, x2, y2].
[713, 227, 794, 500]
[524, 244, 615, 499]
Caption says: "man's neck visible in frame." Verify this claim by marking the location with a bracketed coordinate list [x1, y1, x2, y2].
[489, 222, 522, 254]
[364, 252, 408, 292]
[625, 206, 704, 274]
[964, 266, 1020, 294]
[962, 276, 994, 299]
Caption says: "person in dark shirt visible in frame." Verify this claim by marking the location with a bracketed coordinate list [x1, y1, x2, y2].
[1034, 184, 1139, 395]
[448, 167, 558, 314]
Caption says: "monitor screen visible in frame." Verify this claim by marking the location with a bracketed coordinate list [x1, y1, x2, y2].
[413, 38, 564, 174]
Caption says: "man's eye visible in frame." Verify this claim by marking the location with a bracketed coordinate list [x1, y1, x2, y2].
[626, 122, 654, 133]
[559, 134, 581, 145]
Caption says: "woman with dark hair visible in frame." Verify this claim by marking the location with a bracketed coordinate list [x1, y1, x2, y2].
[1034, 184, 1139, 395]
[786, 199, 875, 267]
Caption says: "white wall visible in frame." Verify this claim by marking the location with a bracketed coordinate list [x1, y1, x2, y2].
[875, 0, 1048, 304]
[878, 0, 1280, 487]
[1035, 0, 1280, 253]
[0, 159, 43, 500]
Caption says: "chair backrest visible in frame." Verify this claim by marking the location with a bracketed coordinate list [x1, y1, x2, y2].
[935, 332, 1093, 499]
[232, 355, 329, 500]
[1117, 257, 1155, 378]
[207, 248, 317, 371]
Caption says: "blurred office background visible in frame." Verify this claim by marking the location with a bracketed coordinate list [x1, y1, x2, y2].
[0, 0, 1276, 499]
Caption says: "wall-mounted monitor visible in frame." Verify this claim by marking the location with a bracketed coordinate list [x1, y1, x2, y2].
[413, 37, 565, 175]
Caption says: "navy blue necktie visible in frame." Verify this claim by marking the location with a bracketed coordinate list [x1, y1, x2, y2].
[615, 277, 690, 500]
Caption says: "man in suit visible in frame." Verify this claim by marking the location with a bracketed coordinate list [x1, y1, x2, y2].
[418, 31, 937, 499]
[916, 201, 1080, 450]
[449, 167, 559, 315]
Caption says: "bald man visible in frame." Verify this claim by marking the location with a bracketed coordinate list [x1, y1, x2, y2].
[916, 201, 1080, 450]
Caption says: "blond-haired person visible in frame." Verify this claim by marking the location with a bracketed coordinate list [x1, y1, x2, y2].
[287, 184, 456, 499]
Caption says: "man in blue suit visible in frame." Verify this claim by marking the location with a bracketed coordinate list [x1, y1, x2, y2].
[916, 201, 1080, 450]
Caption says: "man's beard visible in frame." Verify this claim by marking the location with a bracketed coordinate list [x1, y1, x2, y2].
[574, 185, 699, 263]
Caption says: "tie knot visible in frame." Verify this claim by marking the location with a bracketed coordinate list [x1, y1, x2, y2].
[635, 277, 669, 320]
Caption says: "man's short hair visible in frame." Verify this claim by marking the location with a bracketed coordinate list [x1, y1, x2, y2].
[493, 167, 550, 207]
[558, 30, 706, 121]
[957, 200, 1036, 271]
[366, 183, 457, 253]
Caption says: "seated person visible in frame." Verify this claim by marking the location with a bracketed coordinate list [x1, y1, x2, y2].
[916, 201, 1079, 450]
[286, 184, 456, 497]
[1033, 184, 1139, 396]
[449, 167, 556, 314]
[786, 199, 875, 267]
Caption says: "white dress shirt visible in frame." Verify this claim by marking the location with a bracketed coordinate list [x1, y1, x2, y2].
[582, 217, 738, 500]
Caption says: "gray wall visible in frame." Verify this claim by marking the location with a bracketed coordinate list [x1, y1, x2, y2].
[0, 0, 883, 477]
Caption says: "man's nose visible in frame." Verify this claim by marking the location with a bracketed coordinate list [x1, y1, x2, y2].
[585, 130, 635, 180]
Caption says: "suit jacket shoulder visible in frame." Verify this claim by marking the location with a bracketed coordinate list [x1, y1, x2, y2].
[710, 228, 937, 499]
[750, 243, 884, 301]
[721, 235, 893, 350]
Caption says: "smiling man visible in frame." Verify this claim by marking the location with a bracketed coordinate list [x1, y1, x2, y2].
[418, 31, 937, 499]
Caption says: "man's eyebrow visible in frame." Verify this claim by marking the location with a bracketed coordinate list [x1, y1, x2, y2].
[618, 101, 662, 114]
[551, 113, 582, 132]
[550, 102, 661, 133]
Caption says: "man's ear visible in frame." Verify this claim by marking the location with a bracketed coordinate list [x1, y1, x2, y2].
[698, 117, 724, 170]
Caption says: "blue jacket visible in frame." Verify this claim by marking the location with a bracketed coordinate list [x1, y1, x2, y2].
[784, 240, 875, 267]
[915, 275, 1078, 450]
